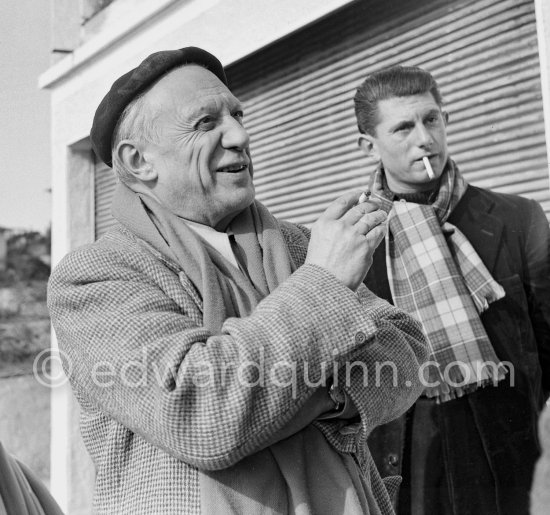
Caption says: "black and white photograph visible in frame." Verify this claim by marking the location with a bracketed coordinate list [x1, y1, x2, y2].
[1, 1, 550, 514]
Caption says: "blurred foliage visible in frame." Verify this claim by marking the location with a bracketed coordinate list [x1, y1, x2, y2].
[0, 228, 50, 286]
[0, 227, 51, 373]
[0, 317, 51, 374]
[0, 325, 34, 363]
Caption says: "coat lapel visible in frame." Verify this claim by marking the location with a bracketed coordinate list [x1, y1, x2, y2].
[448, 186, 504, 275]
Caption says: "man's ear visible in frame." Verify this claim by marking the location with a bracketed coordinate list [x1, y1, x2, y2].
[115, 140, 158, 182]
[357, 134, 378, 159]
[443, 111, 449, 126]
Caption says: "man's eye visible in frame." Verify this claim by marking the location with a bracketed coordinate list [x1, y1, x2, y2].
[197, 116, 215, 128]
[233, 111, 244, 120]
[395, 125, 411, 133]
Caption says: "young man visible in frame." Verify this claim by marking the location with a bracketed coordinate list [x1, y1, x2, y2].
[354, 65, 550, 515]
[48, 48, 428, 514]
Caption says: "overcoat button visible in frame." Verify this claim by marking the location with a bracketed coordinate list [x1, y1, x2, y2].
[388, 454, 399, 467]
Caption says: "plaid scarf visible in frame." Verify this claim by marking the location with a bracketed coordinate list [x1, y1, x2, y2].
[370, 160, 506, 402]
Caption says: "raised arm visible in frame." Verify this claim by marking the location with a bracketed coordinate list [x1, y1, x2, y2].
[48, 192, 427, 471]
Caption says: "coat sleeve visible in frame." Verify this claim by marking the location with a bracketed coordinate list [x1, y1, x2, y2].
[524, 199, 550, 392]
[48, 242, 427, 471]
[336, 284, 428, 436]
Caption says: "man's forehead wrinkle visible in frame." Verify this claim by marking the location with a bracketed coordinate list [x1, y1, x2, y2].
[175, 90, 239, 117]
[144, 67, 240, 125]
[380, 100, 439, 124]
[192, 87, 240, 107]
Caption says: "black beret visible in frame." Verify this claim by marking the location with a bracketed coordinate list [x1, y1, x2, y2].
[91, 46, 228, 167]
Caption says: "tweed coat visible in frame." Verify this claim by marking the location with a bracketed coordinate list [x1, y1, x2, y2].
[48, 219, 428, 514]
[365, 185, 550, 515]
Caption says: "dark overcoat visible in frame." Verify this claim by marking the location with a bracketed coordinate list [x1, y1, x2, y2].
[366, 185, 550, 515]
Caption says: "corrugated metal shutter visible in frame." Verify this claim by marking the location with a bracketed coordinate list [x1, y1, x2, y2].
[94, 157, 117, 239]
[227, 0, 550, 226]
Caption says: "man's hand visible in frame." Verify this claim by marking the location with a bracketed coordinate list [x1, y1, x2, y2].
[306, 190, 387, 291]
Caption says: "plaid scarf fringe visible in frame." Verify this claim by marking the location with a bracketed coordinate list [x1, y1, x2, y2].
[423, 360, 508, 402]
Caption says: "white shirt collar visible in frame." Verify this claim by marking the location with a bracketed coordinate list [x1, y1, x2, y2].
[184, 219, 241, 270]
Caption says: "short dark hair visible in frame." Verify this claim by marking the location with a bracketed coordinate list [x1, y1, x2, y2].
[353, 65, 443, 135]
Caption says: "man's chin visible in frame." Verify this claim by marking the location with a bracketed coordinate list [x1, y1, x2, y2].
[238, 193, 256, 213]
[215, 191, 255, 227]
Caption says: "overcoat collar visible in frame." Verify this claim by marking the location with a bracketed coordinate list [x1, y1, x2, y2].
[447, 185, 504, 275]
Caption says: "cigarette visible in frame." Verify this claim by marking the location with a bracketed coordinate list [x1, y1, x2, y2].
[423, 156, 435, 180]
[358, 191, 370, 203]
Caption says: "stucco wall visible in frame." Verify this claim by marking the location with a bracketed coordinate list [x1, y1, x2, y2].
[0, 374, 51, 486]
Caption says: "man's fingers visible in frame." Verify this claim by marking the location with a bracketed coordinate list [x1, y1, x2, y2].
[364, 224, 387, 250]
[321, 191, 365, 220]
[342, 200, 382, 225]
[354, 210, 388, 235]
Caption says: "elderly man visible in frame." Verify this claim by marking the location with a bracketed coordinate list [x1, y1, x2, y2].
[354, 65, 550, 515]
[48, 48, 428, 514]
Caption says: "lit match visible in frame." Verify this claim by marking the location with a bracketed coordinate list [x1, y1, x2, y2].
[423, 156, 435, 180]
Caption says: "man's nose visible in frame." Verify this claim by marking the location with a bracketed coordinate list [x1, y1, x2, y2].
[415, 123, 434, 148]
[221, 116, 250, 150]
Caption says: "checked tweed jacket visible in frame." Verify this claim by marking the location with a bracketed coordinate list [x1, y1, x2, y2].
[48, 220, 428, 515]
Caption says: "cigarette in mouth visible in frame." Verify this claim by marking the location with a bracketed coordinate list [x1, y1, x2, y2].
[423, 156, 435, 180]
